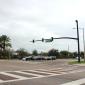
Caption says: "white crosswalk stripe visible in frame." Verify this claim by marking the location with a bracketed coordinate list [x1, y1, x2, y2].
[0, 72, 27, 79]
[0, 80, 4, 82]
[61, 78, 85, 85]
[0, 66, 84, 84]
[15, 71, 44, 77]
[28, 70, 56, 75]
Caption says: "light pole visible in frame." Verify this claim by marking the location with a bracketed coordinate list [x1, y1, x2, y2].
[75, 20, 81, 63]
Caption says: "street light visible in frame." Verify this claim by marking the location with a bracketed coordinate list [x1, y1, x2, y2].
[75, 20, 81, 63]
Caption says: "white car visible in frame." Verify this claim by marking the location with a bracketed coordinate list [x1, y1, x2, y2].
[76, 56, 81, 59]
[22, 56, 32, 61]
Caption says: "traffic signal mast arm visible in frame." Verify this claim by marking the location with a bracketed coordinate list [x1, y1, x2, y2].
[30, 37, 77, 43]
[53, 37, 78, 40]
[30, 38, 45, 43]
[45, 37, 77, 42]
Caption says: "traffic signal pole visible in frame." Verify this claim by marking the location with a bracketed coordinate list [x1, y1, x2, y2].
[75, 20, 81, 63]
[30, 20, 81, 63]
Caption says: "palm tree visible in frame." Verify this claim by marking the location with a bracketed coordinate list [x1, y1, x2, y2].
[0, 35, 11, 50]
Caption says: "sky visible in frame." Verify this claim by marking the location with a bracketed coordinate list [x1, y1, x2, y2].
[0, 0, 85, 53]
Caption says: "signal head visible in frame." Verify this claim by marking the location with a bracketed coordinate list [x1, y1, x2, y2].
[42, 38, 44, 42]
[51, 37, 54, 41]
[32, 40, 35, 43]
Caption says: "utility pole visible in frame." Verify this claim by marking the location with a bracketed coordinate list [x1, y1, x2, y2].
[75, 20, 81, 63]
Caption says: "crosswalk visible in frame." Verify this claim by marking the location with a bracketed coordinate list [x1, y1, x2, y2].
[0, 66, 84, 84]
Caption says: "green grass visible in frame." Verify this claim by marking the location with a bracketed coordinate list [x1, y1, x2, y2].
[69, 60, 85, 64]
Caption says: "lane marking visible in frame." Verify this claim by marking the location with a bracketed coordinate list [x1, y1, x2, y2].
[35, 69, 66, 74]
[0, 80, 4, 82]
[0, 76, 43, 83]
[16, 71, 44, 77]
[61, 78, 85, 85]
[28, 70, 55, 75]
[0, 72, 27, 79]
[0, 72, 44, 83]
[0, 67, 85, 84]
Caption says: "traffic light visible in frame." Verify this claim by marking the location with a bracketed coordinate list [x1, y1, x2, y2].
[42, 38, 44, 42]
[51, 37, 54, 41]
[32, 40, 35, 43]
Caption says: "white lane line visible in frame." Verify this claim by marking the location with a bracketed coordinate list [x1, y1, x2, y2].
[36, 69, 63, 71]
[0, 76, 43, 83]
[61, 78, 85, 85]
[37, 68, 63, 71]
[0, 72, 44, 83]
[0, 69, 84, 84]
[0, 80, 4, 82]
[34, 69, 66, 74]
[28, 70, 56, 75]
[65, 69, 85, 74]
[0, 72, 27, 79]
[16, 71, 44, 77]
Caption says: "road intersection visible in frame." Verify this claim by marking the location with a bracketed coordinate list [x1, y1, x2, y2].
[0, 59, 85, 85]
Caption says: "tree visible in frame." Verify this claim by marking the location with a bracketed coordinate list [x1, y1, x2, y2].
[48, 49, 59, 57]
[73, 52, 78, 58]
[0, 35, 11, 50]
[80, 51, 84, 58]
[0, 35, 12, 59]
[60, 51, 69, 58]
[40, 52, 48, 56]
[16, 48, 30, 59]
[68, 52, 74, 58]
[32, 50, 38, 56]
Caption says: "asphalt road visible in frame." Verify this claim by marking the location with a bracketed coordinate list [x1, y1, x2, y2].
[0, 59, 85, 85]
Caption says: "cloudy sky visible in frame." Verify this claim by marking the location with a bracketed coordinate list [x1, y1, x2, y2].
[0, 0, 85, 52]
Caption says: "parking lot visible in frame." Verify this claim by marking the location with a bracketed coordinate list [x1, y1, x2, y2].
[0, 59, 85, 85]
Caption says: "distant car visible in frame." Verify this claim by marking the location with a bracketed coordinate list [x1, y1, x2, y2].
[44, 56, 52, 60]
[76, 56, 82, 59]
[32, 56, 44, 60]
[22, 56, 33, 61]
[51, 56, 56, 60]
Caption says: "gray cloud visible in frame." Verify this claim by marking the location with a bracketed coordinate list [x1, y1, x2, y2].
[0, 0, 84, 52]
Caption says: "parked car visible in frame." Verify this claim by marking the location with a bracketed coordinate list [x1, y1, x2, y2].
[51, 56, 56, 60]
[22, 56, 33, 61]
[44, 56, 52, 60]
[22, 56, 56, 61]
[76, 56, 82, 59]
[32, 56, 44, 60]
